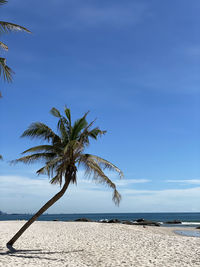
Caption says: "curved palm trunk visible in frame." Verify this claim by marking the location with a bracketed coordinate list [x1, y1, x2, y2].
[6, 179, 70, 251]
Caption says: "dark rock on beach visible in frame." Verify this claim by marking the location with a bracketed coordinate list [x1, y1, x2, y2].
[107, 219, 121, 224]
[196, 226, 200, 229]
[122, 220, 135, 225]
[133, 220, 160, 226]
[136, 218, 145, 222]
[165, 220, 182, 224]
[98, 218, 160, 226]
[75, 218, 93, 222]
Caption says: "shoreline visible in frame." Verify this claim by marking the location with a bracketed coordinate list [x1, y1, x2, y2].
[1, 217, 200, 229]
[1, 212, 200, 228]
[1, 221, 200, 266]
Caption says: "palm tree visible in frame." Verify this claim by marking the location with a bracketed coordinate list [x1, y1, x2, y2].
[0, 0, 31, 88]
[7, 106, 123, 251]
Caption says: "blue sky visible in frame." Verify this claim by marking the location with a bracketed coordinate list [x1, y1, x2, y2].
[1, 0, 200, 213]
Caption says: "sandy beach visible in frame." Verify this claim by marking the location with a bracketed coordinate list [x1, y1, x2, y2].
[0, 221, 200, 267]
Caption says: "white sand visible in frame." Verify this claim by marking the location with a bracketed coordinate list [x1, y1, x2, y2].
[0, 221, 200, 267]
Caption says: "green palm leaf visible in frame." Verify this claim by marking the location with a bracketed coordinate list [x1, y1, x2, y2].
[22, 145, 55, 154]
[0, 0, 7, 6]
[88, 127, 106, 139]
[83, 154, 124, 178]
[50, 107, 61, 118]
[64, 106, 71, 125]
[70, 112, 89, 140]
[0, 57, 13, 82]
[12, 153, 56, 165]
[21, 122, 60, 142]
[0, 21, 31, 33]
[78, 154, 122, 205]
[0, 1, 30, 94]
[0, 41, 8, 50]
[36, 157, 63, 176]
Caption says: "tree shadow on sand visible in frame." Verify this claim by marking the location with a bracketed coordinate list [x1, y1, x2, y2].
[0, 248, 84, 261]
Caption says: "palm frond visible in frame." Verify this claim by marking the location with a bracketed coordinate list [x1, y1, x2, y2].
[36, 157, 63, 178]
[78, 120, 106, 148]
[58, 117, 69, 142]
[78, 120, 95, 145]
[79, 154, 121, 205]
[84, 154, 124, 178]
[70, 112, 89, 140]
[50, 107, 71, 142]
[21, 122, 60, 143]
[63, 140, 80, 154]
[50, 107, 61, 118]
[0, 21, 31, 33]
[64, 106, 71, 126]
[88, 127, 106, 139]
[50, 172, 62, 186]
[0, 0, 7, 6]
[22, 145, 54, 154]
[49, 162, 73, 186]
[112, 189, 121, 205]
[12, 153, 56, 165]
[0, 57, 13, 82]
[0, 154, 3, 160]
[0, 41, 8, 51]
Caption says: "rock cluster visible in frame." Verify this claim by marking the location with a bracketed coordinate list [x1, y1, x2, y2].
[74, 217, 161, 226]
[75, 218, 93, 222]
[165, 220, 182, 224]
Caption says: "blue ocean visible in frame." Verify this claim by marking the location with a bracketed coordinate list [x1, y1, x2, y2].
[0, 212, 200, 227]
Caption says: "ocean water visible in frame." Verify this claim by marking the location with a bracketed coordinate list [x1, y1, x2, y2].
[0, 212, 200, 227]
[175, 230, 200, 237]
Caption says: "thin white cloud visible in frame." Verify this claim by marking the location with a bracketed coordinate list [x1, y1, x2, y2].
[0, 175, 57, 195]
[115, 179, 150, 186]
[60, 2, 149, 30]
[166, 179, 200, 185]
[75, 4, 147, 27]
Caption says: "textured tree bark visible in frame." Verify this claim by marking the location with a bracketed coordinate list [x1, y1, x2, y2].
[6, 179, 71, 250]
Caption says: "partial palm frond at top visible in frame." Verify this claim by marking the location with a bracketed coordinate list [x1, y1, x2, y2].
[0, 0, 31, 89]
[0, 0, 7, 6]
[0, 41, 8, 51]
[13, 106, 124, 205]
[0, 21, 31, 33]
[0, 57, 13, 82]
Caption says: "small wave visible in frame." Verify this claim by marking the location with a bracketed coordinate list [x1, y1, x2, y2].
[99, 219, 109, 222]
[181, 222, 200, 225]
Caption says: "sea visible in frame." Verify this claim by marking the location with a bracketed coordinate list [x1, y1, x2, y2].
[0, 212, 200, 228]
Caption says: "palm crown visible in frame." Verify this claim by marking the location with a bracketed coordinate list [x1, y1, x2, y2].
[0, 0, 31, 83]
[14, 107, 123, 205]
